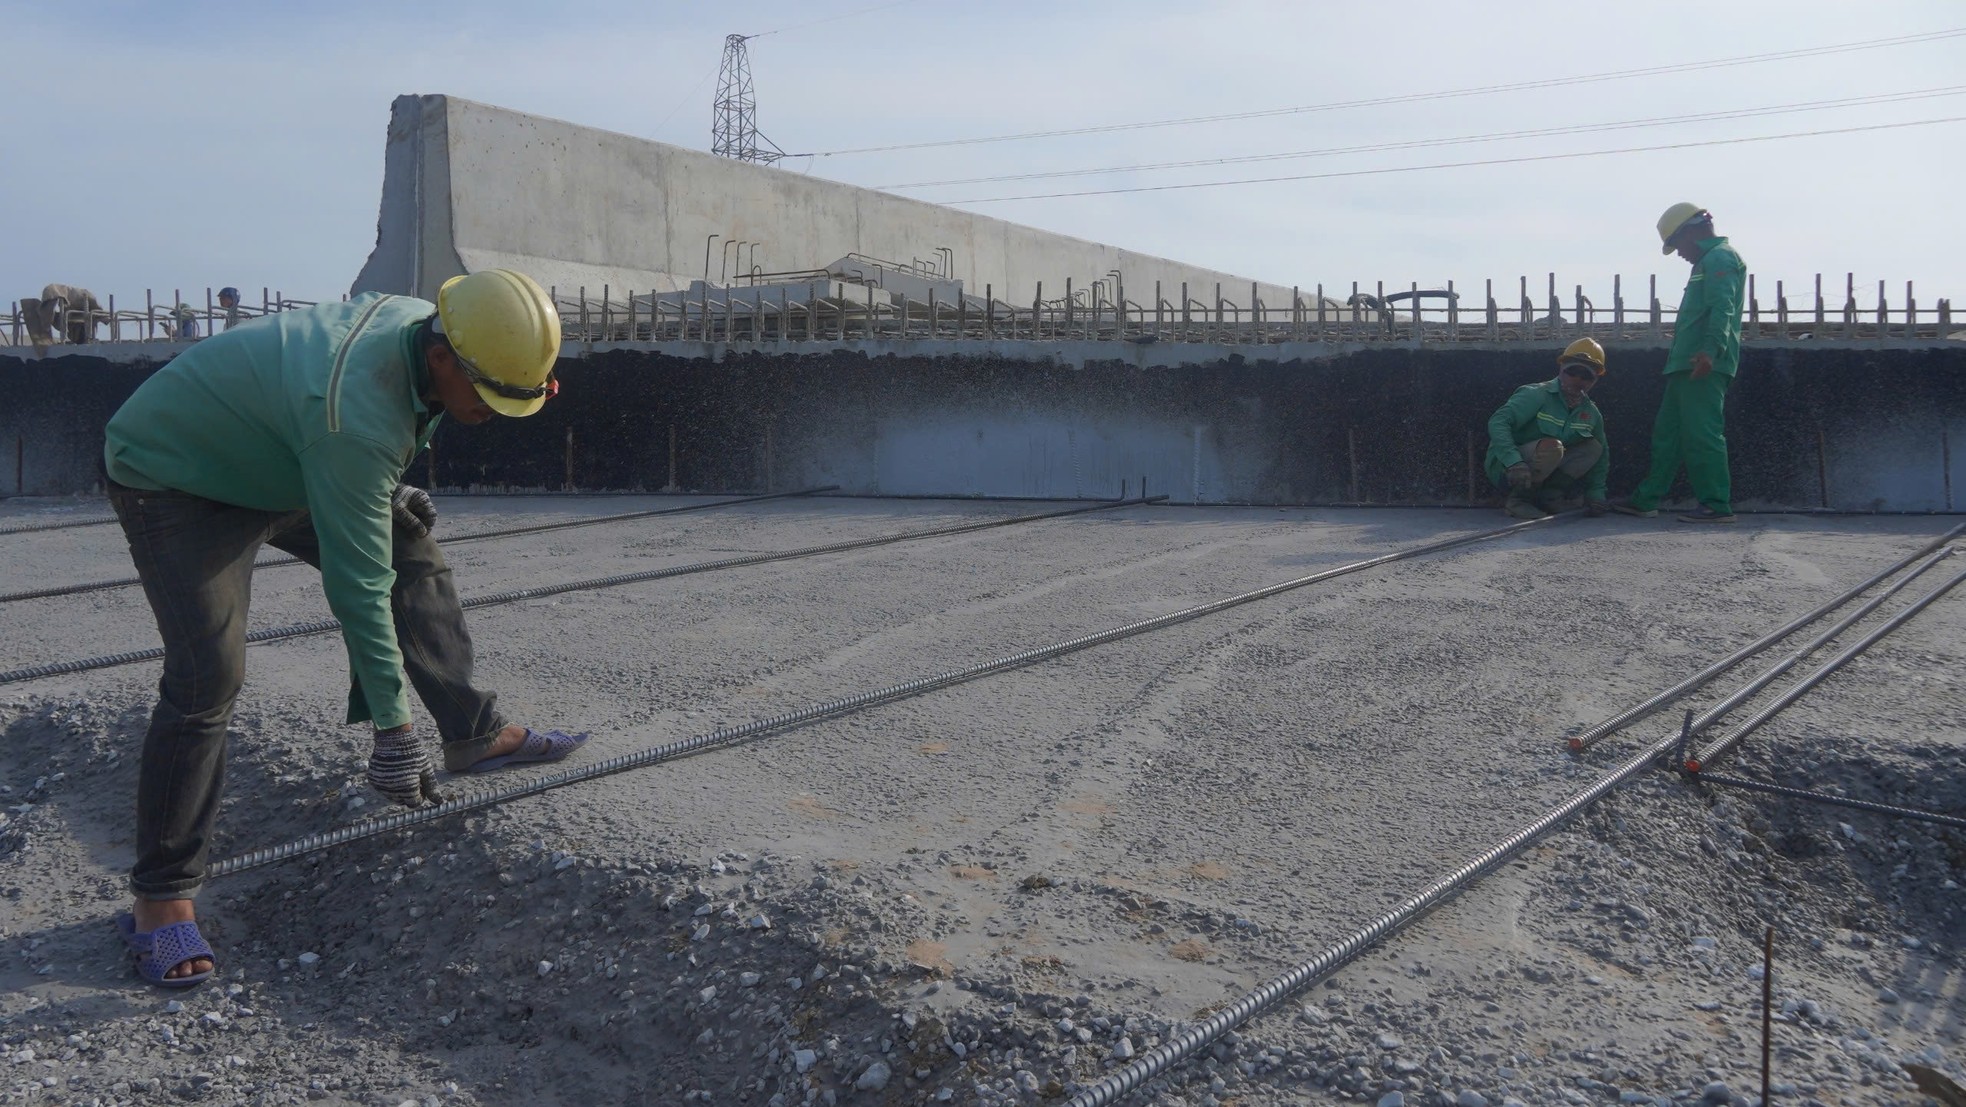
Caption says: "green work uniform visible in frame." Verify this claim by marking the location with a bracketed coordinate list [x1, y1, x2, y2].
[1484, 379, 1609, 501]
[104, 294, 441, 730]
[1631, 236, 1745, 513]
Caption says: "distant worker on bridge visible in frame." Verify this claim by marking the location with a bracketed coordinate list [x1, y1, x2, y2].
[218, 287, 247, 331]
[168, 302, 198, 340]
[1614, 204, 1746, 524]
[101, 268, 587, 989]
[1485, 337, 1611, 519]
[18, 283, 104, 347]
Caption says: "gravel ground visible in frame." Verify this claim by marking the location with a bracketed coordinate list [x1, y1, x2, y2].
[0, 495, 1960, 1107]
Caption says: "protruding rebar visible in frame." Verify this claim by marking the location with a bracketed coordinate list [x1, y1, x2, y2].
[1690, 772, 1966, 830]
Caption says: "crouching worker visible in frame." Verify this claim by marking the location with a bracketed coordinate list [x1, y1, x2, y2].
[1485, 338, 1611, 519]
[101, 269, 588, 987]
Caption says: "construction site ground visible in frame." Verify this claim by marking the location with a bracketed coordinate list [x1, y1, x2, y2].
[0, 495, 1961, 1107]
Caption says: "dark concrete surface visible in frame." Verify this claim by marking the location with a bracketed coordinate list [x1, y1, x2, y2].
[5, 342, 1962, 510]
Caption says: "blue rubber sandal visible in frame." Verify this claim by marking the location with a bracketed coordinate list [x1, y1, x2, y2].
[116, 913, 216, 989]
[467, 727, 588, 774]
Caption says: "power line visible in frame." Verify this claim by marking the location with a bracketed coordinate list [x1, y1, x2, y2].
[877, 86, 1966, 189]
[653, 58, 722, 132]
[937, 116, 1966, 204]
[672, 2, 916, 142]
[749, 0, 914, 39]
[797, 27, 1966, 157]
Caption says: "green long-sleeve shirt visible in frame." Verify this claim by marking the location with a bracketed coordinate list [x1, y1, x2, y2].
[1666, 236, 1746, 378]
[1484, 379, 1609, 500]
[105, 294, 440, 730]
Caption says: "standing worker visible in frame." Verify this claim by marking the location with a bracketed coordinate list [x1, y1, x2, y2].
[102, 268, 587, 988]
[218, 286, 247, 330]
[1614, 204, 1746, 523]
[1485, 338, 1611, 519]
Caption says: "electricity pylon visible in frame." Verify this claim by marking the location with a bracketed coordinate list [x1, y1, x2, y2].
[711, 34, 786, 164]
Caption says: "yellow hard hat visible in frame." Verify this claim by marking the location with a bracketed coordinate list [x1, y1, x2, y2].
[1656, 202, 1709, 255]
[1558, 337, 1606, 375]
[435, 269, 562, 417]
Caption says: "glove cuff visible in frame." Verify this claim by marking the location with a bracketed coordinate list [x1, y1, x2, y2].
[367, 725, 433, 805]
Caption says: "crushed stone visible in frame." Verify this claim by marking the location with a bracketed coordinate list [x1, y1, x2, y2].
[0, 497, 1959, 1105]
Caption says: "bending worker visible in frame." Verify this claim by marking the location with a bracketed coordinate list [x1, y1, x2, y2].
[20, 283, 104, 346]
[102, 269, 587, 988]
[1485, 338, 1611, 519]
[1615, 203, 1746, 524]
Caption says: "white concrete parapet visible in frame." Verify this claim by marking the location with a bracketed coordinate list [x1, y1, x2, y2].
[347, 93, 1321, 311]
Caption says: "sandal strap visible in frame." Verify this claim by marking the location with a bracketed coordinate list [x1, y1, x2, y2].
[523, 728, 583, 757]
[136, 920, 215, 979]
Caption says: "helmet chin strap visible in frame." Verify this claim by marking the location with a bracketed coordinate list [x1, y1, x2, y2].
[428, 311, 554, 401]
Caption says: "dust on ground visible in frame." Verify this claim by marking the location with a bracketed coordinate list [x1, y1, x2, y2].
[0, 496, 1960, 1106]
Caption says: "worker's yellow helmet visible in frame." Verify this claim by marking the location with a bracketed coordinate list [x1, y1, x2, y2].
[435, 269, 562, 418]
[1558, 337, 1606, 376]
[1656, 202, 1709, 255]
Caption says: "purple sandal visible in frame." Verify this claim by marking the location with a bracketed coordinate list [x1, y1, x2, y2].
[116, 913, 216, 989]
[467, 727, 588, 774]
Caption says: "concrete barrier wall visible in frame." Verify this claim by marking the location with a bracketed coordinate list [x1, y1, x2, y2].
[0, 355, 154, 496]
[350, 95, 1318, 310]
[7, 343, 1962, 512]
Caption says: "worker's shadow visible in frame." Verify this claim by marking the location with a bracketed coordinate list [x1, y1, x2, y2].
[0, 695, 359, 989]
[0, 697, 481, 1084]
[0, 687, 391, 875]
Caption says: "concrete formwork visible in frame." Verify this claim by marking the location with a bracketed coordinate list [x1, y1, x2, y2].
[349, 94, 1315, 311]
[442, 342, 1966, 511]
[5, 341, 1961, 511]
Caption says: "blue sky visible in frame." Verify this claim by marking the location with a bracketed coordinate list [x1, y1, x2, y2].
[5, 0, 1962, 316]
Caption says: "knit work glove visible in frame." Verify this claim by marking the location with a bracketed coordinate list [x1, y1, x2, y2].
[1505, 464, 1534, 491]
[390, 484, 437, 538]
[367, 725, 444, 809]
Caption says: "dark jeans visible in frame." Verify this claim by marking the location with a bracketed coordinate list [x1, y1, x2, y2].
[109, 482, 507, 900]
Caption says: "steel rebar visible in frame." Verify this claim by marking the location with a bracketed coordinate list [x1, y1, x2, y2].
[1689, 563, 1966, 770]
[0, 486, 839, 605]
[207, 511, 1573, 878]
[1070, 712, 1685, 1105]
[1074, 548, 1966, 1105]
[0, 496, 1160, 686]
[1567, 521, 1966, 752]
[1690, 772, 1966, 830]
[1672, 546, 1954, 740]
[0, 516, 116, 537]
[1761, 927, 1775, 1106]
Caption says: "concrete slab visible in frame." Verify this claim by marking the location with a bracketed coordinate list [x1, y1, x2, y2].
[0, 499, 1960, 1102]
